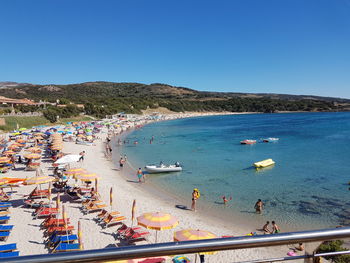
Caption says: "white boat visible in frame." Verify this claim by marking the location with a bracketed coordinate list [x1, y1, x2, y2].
[263, 138, 279, 143]
[145, 164, 182, 173]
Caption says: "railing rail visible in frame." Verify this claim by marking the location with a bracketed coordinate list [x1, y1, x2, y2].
[2, 227, 350, 263]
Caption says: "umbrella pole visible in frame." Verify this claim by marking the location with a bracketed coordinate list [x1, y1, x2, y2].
[155, 230, 158, 243]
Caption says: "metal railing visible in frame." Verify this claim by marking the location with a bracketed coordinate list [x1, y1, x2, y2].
[2, 227, 350, 263]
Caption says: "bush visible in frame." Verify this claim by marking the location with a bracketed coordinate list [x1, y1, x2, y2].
[316, 240, 350, 263]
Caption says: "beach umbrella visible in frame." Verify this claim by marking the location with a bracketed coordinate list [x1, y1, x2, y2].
[2, 150, 15, 156]
[137, 212, 179, 242]
[172, 256, 191, 263]
[78, 221, 83, 250]
[110, 187, 113, 209]
[25, 147, 42, 153]
[19, 128, 27, 131]
[174, 229, 218, 258]
[75, 173, 98, 181]
[24, 175, 55, 185]
[24, 153, 41, 159]
[51, 146, 63, 151]
[0, 157, 10, 163]
[131, 199, 136, 226]
[56, 193, 60, 209]
[16, 139, 26, 143]
[0, 178, 9, 186]
[54, 154, 80, 164]
[64, 168, 87, 176]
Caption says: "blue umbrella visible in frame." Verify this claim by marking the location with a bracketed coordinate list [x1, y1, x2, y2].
[173, 256, 191, 263]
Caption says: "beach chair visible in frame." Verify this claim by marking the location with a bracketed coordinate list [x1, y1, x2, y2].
[0, 251, 19, 258]
[82, 199, 102, 207]
[0, 202, 11, 206]
[0, 211, 10, 216]
[42, 217, 70, 228]
[101, 214, 126, 228]
[45, 225, 75, 236]
[83, 202, 107, 214]
[0, 225, 13, 232]
[96, 209, 120, 222]
[47, 234, 78, 248]
[24, 199, 50, 209]
[34, 208, 59, 219]
[51, 242, 81, 253]
[0, 243, 16, 253]
[0, 216, 10, 224]
[123, 228, 150, 244]
[0, 204, 11, 212]
[116, 223, 142, 238]
[0, 231, 10, 241]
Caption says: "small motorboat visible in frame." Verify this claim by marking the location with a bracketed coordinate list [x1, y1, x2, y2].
[145, 162, 182, 174]
[240, 139, 257, 145]
[263, 138, 279, 143]
[254, 158, 275, 168]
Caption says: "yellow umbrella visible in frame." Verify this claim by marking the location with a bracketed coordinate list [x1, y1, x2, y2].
[137, 212, 179, 243]
[26, 147, 42, 153]
[24, 153, 41, 159]
[0, 178, 9, 186]
[75, 173, 98, 181]
[78, 221, 83, 250]
[64, 168, 87, 176]
[24, 176, 55, 185]
[131, 199, 136, 226]
[51, 146, 63, 151]
[174, 229, 218, 256]
[0, 157, 10, 163]
[2, 150, 15, 156]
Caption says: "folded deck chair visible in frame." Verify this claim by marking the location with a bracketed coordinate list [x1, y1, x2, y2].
[83, 203, 107, 214]
[0, 251, 19, 258]
[102, 215, 126, 228]
[0, 231, 10, 241]
[0, 225, 13, 232]
[52, 242, 81, 253]
[123, 228, 150, 244]
[0, 243, 16, 253]
[96, 210, 120, 222]
[116, 224, 142, 238]
[0, 216, 10, 224]
[0, 211, 10, 216]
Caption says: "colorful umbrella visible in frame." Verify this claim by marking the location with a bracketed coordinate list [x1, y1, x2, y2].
[75, 173, 98, 181]
[110, 187, 113, 208]
[78, 221, 83, 250]
[25, 147, 42, 153]
[174, 229, 218, 256]
[137, 212, 179, 242]
[24, 153, 41, 159]
[131, 200, 136, 226]
[0, 178, 9, 186]
[64, 168, 87, 176]
[0, 157, 10, 163]
[3, 150, 15, 156]
[172, 256, 191, 263]
[24, 176, 55, 185]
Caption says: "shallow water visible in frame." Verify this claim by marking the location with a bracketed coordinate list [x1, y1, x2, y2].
[122, 112, 350, 230]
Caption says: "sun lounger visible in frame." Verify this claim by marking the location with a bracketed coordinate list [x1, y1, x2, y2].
[0, 225, 13, 232]
[83, 202, 107, 214]
[0, 211, 10, 216]
[0, 251, 19, 258]
[82, 199, 103, 207]
[52, 242, 81, 253]
[48, 234, 78, 248]
[101, 214, 126, 228]
[45, 225, 74, 236]
[34, 208, 59, 219]
[122, 228, 150, 244]
[0, 216, 10, 224]
[0, 243, 16, 253]
[116, 224, 142, 238]
[0, 231, 10, 241]
[42, 218, 70, 228]
[96, 210, 120, 222]
[0, 202, 11, 206]
[24, 199, 50, 209]
[0, 204, 11, 212]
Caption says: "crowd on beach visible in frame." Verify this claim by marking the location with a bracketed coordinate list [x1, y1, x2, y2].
[0, 112, 314, 262]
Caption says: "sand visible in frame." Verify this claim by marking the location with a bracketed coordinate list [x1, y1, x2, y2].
[2, 114, 317, 262]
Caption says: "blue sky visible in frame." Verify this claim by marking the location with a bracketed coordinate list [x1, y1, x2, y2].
[0, 0, 350, 98]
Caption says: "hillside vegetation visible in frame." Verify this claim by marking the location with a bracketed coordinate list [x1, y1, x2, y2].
[0, 81, 349, 118]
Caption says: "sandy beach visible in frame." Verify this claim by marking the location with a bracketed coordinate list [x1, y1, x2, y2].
[1, 113, 317, 262]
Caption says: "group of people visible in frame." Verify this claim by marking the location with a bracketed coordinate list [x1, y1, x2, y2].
[262, 221, 280, 234]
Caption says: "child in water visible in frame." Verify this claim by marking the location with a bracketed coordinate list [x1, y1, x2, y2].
[222, 195, 232, 205]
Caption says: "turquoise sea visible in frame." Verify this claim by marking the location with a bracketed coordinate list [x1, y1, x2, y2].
[121, 112, 350, 230]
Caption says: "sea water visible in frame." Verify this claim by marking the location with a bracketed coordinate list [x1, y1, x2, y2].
[122, 112, 350, 230]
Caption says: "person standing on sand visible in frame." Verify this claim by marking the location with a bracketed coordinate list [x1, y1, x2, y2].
[79, 151, 85, 162]
[191, 188, 200, 211]
[254, 199, 264, 214]
[262, 221, 271, 234]
[119, 157, 124, 169]
[271, 221, 280, 234]
[137, 168, 144, 183]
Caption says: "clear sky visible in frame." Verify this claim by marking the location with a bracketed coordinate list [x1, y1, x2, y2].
[0, 0, 350, 98]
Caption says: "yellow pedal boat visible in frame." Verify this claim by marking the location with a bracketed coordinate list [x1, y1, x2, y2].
[253, 158, 275, 168]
